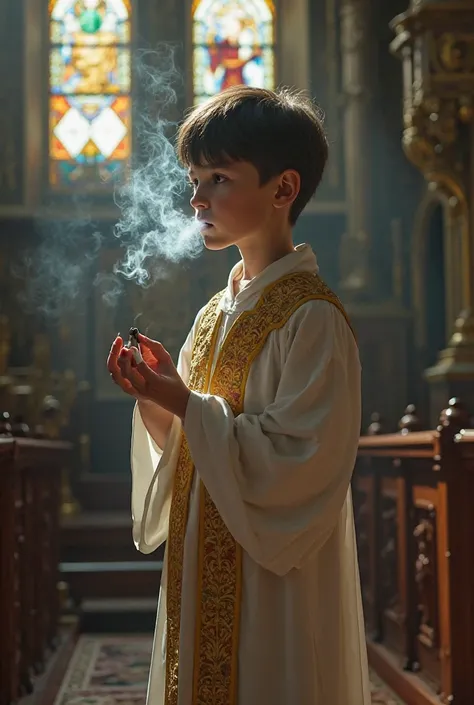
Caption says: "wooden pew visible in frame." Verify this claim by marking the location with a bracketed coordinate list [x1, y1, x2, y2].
[354, 399, 474, 705]
[0, 436, 71, 705]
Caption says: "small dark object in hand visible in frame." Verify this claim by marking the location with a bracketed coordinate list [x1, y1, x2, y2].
[127, 327, 140, 350]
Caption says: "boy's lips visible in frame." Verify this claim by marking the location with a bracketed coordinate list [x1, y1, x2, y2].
[198, 220, 214, 231]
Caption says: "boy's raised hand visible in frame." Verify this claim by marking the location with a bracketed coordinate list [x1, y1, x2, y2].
[134, 333, 162, 372]
[107, 335, 140, 398]
[107, 333, 190, 419]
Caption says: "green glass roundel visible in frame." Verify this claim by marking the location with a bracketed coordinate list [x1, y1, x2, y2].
[79, 9, 103, 33]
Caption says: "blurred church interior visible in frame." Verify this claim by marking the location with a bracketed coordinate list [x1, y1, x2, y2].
[2, 0, 474, 704]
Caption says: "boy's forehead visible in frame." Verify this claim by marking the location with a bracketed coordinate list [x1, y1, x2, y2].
[188, 160, 231, 172]
[188, 159, 251, 174]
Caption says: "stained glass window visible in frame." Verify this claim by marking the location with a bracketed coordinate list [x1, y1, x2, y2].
[192, 0, 275, 104]
[49, 0, 132, 191]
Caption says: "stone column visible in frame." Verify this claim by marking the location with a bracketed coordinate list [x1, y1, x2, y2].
[339, 0, 373, 301]
[391, 0, 474, 427]
[335, 0, 414, 432]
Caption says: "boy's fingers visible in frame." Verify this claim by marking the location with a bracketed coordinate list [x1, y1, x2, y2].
[114, 376, 135, 394]
[130, 348, 161, 385]
[107, 351, 121, 373]
[126, 366, 149, 395]
[109, 358, 135, 395]
[137, 333, 154, 345]
[107, 337, 124, 367]
[110, 336, 123, 353]
[117, 348, 150, 393]
[135, 361, 158, 384]
[117, 348, 134, 374]
[137, 335, 170, 360]
[108, 344, 143, 398]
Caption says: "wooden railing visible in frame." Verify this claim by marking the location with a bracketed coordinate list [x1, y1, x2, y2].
[0, 436, 71, 705]
[354, 399, 474, 705]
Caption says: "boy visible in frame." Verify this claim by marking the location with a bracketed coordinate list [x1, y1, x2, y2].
[107, 86, 370, 705]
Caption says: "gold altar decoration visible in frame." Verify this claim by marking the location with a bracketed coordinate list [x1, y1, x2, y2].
[390, 0, 474, 381]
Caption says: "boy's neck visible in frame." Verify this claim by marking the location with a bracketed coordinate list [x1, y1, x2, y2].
[238, 230, 295, 281]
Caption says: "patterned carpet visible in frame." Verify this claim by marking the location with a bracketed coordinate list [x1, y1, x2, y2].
[54, 635, 404, 704]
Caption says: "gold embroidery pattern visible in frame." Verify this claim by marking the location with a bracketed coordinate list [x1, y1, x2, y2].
[166, 271, 353, 705]
[193, 484, 243, 705]
[210, 271, 353, 409]
[165, 290, 224, 705]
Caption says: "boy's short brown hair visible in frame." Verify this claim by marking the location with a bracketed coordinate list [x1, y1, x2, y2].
[176, 86, 328, 224]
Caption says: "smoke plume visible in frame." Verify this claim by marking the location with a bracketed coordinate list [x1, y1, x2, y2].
[112, 45, 202, 286]
[18, 45, 201, 318]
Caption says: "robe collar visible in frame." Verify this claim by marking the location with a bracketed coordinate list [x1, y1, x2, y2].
[219, 243, 319, 315]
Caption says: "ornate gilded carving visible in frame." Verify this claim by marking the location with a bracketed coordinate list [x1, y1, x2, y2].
[391, 4, 474, 210]
[391, 1, 474, 386]
[413, 507, 438, 649]
[432, 32, 474, 76]
[426, 308, 474, 380]
[401, 94, 466, 214]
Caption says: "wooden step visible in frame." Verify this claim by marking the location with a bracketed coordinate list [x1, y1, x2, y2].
[61, 511, 162, 563]
[60, 560, 163, 601]
[82, 597, 158, 612]
[80, 597, 158, 633]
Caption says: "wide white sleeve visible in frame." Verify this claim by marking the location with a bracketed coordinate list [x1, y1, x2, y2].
[131, 312, 200, 554]
[184, 300, 361, 576]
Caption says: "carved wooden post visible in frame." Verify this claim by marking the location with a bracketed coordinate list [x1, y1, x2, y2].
[438, 398, 472, 704]
[397, 404, 420, 672]
[367, 412, 384, 436]
[0, 440, 19, 705]
[363, 413, 384, 641]
[390, 1, 474, 426]
[398, 404, 422, 434]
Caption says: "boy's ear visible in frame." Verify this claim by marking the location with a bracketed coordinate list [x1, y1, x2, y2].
[273, 170, 300, 209]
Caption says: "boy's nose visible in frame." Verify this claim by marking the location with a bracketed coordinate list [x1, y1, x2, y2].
[190, 188, 210, 211]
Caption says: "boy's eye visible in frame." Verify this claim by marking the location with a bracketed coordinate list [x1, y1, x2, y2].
[212, 173, 227, 184]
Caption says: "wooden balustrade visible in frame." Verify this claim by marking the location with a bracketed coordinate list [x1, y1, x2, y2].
[0, 436, 71, 705]
[354, 399, 474, 705]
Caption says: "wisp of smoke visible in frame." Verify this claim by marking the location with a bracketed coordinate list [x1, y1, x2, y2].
[112, 45, 202, 287]
[14, 214, 102, 319]
[16, 46, 201, 320]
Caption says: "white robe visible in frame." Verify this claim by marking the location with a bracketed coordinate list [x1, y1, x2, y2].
[131, 244, 371, 705]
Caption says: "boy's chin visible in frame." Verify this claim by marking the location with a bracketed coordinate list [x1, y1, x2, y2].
[202, 229, 234, 251]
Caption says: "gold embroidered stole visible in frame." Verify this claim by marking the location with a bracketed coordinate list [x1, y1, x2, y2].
[165, 271, 353, 705]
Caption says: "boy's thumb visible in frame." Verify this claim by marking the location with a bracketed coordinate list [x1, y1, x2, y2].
[138, 335, 171, 362]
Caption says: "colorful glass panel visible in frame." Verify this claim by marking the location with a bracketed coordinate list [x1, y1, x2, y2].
[49, 0, 132, 191]
[192, 0, 275, 104]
